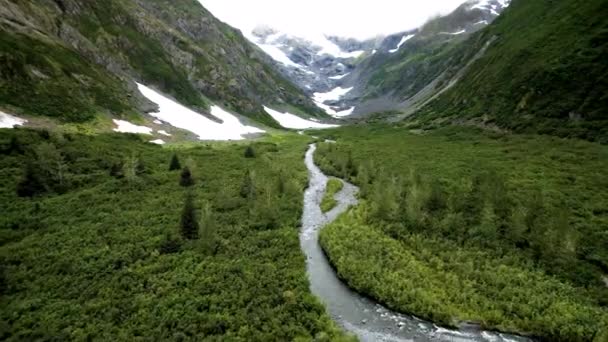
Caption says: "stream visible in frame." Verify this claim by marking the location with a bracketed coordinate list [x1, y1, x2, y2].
[301, 144, 532, 342]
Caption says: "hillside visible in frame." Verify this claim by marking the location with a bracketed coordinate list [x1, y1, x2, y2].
[344, 0, 509, 115]
[0, 0, 326, 128]
[411, 0, 608, 142]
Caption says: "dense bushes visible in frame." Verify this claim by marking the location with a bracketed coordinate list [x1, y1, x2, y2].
[0, 129, 352, 341]
[312, 125, 608, 341]
[320, 179, 344, 213]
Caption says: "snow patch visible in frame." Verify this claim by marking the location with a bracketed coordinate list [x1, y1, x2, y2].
[263, 106, 337, 129]
[389, 34, 415, 53]
[0, 111, 27, 128]
[313, 87, 353, 103]
[329, 73, 350, 80]
[153, 119, 163, 124]
[158, 130, 171, 137]
[113, 119, 153, 135]
[312, 87, 354, 115]
[137, 83, 265, 141]
[333, 107, 355, 117]
[150, 139, 165, 145]
[440, 29, 466, 35]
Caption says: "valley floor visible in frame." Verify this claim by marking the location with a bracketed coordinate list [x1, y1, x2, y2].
[312, 125, 608, 341]
[1, 125, 607, 341]
[0, 129, 354, 341]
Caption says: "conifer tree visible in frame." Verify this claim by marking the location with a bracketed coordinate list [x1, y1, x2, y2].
[169, 153, 181, 171]
[180, 192, 199, 240]
[244, 145, 256, 158]
[180, 167, 194, 187]
[240, 170, 256, 199]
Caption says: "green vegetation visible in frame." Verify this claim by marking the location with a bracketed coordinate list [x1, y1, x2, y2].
[320, 179, 344, 213]
[0, 31, 135, 122]
[0, 128, 354, 341]
[416, 0, 608, 142]
[313, 125, 608, 341]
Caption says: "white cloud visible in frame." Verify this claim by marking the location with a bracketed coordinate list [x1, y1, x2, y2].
[198, 0, 468, 40]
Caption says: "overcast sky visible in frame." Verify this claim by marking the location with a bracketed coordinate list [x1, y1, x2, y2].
[198, 0, 468, 40]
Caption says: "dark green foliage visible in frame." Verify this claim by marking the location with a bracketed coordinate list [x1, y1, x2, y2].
[159, 233, 182, 254]
[169, 153, 181, 171]
[0, 129, 351, 341]
[16, 162, 47, 198]
[179, 166, 194, 187]
[180, 192, 199, 240]
[244, 145, 256, 158]
[312, 125, 608, 340]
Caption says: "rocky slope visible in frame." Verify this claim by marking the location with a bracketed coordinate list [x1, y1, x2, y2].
[340, 0, 511, 117]
[0, 0, 326, 128]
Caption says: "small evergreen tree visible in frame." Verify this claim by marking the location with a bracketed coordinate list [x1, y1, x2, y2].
[240, 170, 256, 199]
[159, 233, 182, 254]
[169, 153, 181, 171]
[180, 167, 194, 187]
[180, 192, 199, 240]
[199, 201, 216, 254]
[16, 162, 46, 197]
[244, 145, 256, 158]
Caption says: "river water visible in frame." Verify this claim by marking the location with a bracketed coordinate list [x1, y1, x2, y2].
[301, 144, 531, 342]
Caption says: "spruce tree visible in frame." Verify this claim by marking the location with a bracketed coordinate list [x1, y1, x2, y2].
[240, 170, 255, 199]
[169, 153, 181, 171]
[180, 167, 194, 187]
[16, 162, 46, 197]
[180, 192, 199, 240]
[244, 145, 256, 158]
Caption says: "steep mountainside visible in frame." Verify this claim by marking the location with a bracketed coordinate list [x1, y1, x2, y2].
[412, 0, 608, 143]
[0, 0, 325, 128]
[340, 0, 510, 116]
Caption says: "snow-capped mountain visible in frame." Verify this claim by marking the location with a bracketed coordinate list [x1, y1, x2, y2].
[247, 0, 511, 119]
[246, 26, 378, 117]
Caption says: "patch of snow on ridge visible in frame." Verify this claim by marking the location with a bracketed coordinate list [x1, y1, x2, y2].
[0, 111, 27, 128]
[150, 139, 165, 145]
[329, 73, 350, 80]
[312, 87, 354, 115]
[263, 106, 337, 129]
[389, 34, 415, 53]
[158, 130, 171, 136]
[314, 87, 353, 103]
[253, 41, 303, 68]
[137, 83, 265, 140]
[333, 107, 355, 117]
[113, 120, 153, 135]
[440, 29, 466, 35]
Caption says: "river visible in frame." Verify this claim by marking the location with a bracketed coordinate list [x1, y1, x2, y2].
[301, 143, 531, 342]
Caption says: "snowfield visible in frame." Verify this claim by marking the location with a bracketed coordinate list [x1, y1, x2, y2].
[150, 139, 166, 145]
[263, 107, 338, 129]
[0, 111, 27, 128]
[113, 120, 153, 135]
[312, 87, 354, 116]
[314, 87, 353, 103]
[137, 83, 265, 141]
[389, 34, 415, 53]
